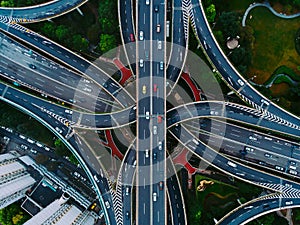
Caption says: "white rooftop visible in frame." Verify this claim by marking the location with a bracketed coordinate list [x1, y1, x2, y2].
[0, 161, 25, 177]
[0, 174, 35, 200]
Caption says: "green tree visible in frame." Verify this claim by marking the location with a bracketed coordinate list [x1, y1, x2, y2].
[219, 11, 240, 38]
[40, 23, 56, 39]
[206, 4, 216, 23]
[98, 34, 116, 53]
[55, 25, 70, 42]
[72, 35, 88, 52]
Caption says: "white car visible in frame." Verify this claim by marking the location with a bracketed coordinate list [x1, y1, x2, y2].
[158, 141, 162, 150]
[286, 201, 293, 205]
[153, 192, 157, 202]
[153, 126, 157, 135]
[145, 149, 149, 158]
[139, 31, 144, 40]
[55, 127, 63, 134]
[65, 109, 73, 114]
[139, 59, 144, 67]
[146, 0, 150, 5]
[249, 136, 257, 141]
[237, 79, 244, 86]
[105, 201, 110, 209]
[157, 40, 162, 49]
[145, 111, 150, 119]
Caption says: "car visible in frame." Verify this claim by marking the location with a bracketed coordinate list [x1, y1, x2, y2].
[142, 85, 147, 94]
[159, 61, 164, 70]
[69, 99, 77, 103]
[30, 149, 37, 154]
[83, 87, 92, 92]
[153, 84, 157, 92]
[286, 201, 293, 205]
[153, 126, 157, 135]
[156, 24, 161, 33]
[145, 111, 150, 119]
[139, 59, 144, 67]
[146, 0, 150, 5]
[237, 79, 244, 86]
[157, 115, 162, 123]
[83, 79, 91, 84]
[261, 99, 270, 106]
[65, 109, 73, 114]
[159, 181, 164, 190]
[93, 175, 100, 182]
[55, 127, 63, 134]
[259, 161, 266, 166]
[264, 153, 272, 158]
[245, 147, 254, 152]
[275, 165, 284, 171]
[90, 202, 97, 210]
[158, 141, 162, 150]
[157, 40, 162, 49]
[45, 147, 50, 151]
[105, 201, 110, 209]
[125, 186, 130, 195]
[125, 211, 130, 220]
[130, 33, 135, 42]
[139, 31, 144, 40]
[249, 136, 257, 141]
[153, 192, 157, 201]
[36, 142, 43, 148]
[19, 134, 26, 139]
[145, 50, 149, 59]
[154, 5, 159, 12]
[227, 161, 237, 168]
[153, 152, 157, 160]
[29, 64, 36, 69]
[289, 170, 298, 175]
[27, 138, 35, 144]
[133, 160, 137, 167]
[20, 144, 28, 150]
[192, 139, 199, 145]
[145, 149, 149, 158]
[290, 165, 297, 170]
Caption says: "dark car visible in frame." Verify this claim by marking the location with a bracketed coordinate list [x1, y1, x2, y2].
[159, 181, 164, 190]
[153, 152, 157, 160]
[29, 64, 36, 69]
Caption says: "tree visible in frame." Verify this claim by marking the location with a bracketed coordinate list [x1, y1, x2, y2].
[219, 11, 241, 38]
[72, 35, 88, 52]
[206, 4, 216, 22]
[55, 25, 70, 42]
[40, 23, 56, 39]
[98, 34, 116, 53]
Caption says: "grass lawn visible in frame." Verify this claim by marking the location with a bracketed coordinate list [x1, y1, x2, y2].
[195, 175, 238, 208]
[246, 7, 300, 84]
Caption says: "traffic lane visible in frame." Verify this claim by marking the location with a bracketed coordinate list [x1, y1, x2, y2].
[0, 23, 134, 107]
[170, 124, 300, 190]
[166, 157, 186, 225]
[0, 0, 85, 20]
[167, 102, 300, 137]
[219, 198, 300, 225]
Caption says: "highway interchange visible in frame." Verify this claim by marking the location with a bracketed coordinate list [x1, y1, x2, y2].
[0, 0, 300, 225]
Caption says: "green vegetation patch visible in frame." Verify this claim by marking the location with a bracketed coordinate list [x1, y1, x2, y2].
[247, 7, 300, 83]
[0, 202, 30, 225]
